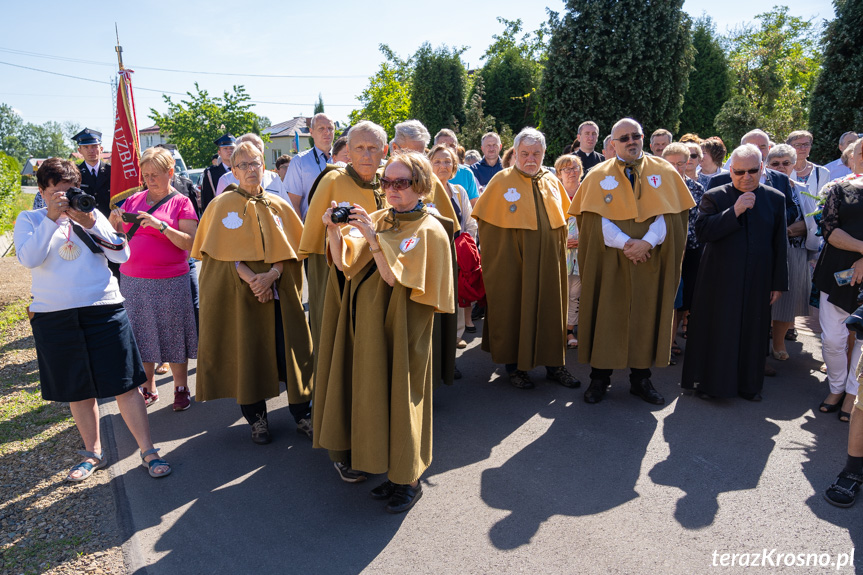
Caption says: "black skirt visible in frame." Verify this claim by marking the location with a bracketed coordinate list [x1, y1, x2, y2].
[31, 304, 146, 402]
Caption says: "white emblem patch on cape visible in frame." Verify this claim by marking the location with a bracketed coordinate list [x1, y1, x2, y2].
[272, 213, 283, 230]
[425, 203, 441, 216]
[400, 235, 420, 253]
[647, 175, 662, 188]
[348, 226, 364, 238]
[503, 188, 521, 202]
[600, 176, 619, 190]
[222, 212, 243, 229]
[337, 201, 351, 208]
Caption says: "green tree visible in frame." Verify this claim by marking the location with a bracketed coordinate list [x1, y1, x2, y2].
[541, 0, 694, 157]
[0, 104, 27, 163]
[0, 151, 22, 225]
[149, 84, 267, 169]
[349, 45, 413, 140]
[410, 43, 467, 137]
[460, 76, 498, 151]
[475, 18, 547, 133]
[314, 93, 325, 114]
[20, 121, 77, 160]
[714, 6, 821, 148]
[678, 16, 731, 138]
[809, 0, 863, 165]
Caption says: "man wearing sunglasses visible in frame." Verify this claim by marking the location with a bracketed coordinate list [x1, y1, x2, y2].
[569, 118, 694, 406]
[682, 144, 788, 402]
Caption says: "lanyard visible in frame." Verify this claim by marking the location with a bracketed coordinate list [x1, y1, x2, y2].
[312, 148, 329, 172]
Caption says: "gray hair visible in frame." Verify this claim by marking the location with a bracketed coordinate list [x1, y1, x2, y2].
[347, 120, 388, 149]
[729, 143, 763, 165]
[741, 129, 770, 145]
[433, 128, 458, 146]
[603, 134, 613, 148]
[310, 113, 333, 131]
[786, 130, 813, 145]
[766, 143, 797, 164]
[394, 120, 431, 147]
[513, 127, 546, 151]
[480, 132, 501, 145]
[840, 131, 860, 146]
[464, 150, 481, 163]
[237, 133, 265, 154]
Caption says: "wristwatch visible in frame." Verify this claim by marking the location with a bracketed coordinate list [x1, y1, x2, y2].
[159, 221, 168, 234]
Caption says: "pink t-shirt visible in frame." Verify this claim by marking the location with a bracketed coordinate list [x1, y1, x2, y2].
[120, 191, 198, 279]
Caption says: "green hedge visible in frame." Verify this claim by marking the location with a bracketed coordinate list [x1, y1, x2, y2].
[0, 153, 23, 232]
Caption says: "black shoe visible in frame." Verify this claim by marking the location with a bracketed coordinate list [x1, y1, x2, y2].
[785, 328, 798, 341]
[454, 366, 462, 380]
[334, 462, 367, 483]
[471, 305, 486, 321]
[546, 366, 581, 388]
[250, 415, 271, 445]
[465, 325, 477, 333]
[629, 379, 665, 405]
[509, 370, 535, 389]
[385, 483, 423, 514]
[370, 480, 397, 500]
[824, 471, 863, 507]
[584, 379, 609, 404]
[738, 391, 763, 402]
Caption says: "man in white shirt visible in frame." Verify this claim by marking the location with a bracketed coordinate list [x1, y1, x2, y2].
[825, 131, 860, 181]
[283, 113, 335, 219]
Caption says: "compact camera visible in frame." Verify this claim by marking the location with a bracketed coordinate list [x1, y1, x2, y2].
[331, 206, 354, 224]
[65, 187, 97, 213]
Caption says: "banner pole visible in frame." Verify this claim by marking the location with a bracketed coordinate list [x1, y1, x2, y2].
[115, 23, 124, 71]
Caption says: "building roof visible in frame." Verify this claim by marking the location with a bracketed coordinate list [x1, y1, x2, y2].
[263, 117, 310, 138]
[139, 124, 161, 134]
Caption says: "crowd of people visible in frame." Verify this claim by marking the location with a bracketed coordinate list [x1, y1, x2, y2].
[13, 113, 863, 513]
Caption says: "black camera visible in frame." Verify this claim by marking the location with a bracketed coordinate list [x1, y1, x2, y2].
[331, 206, 354, 224]
[65, 187, 97, 213]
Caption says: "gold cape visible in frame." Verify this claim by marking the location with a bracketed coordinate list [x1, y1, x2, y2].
[192, 186, 312, 405]
[568, 155, 695, 222]
[191, 185, 304, 263]
[472, 167, 570, 230]
[313, 209, 453, 483]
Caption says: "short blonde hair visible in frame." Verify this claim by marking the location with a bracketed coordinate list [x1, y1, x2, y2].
[554, 154, 584, 179]
[428, 144, 459, 179]
[383, 151, 434, 202]
[140, 147, 174, 174]
[230, 141, 264, 165]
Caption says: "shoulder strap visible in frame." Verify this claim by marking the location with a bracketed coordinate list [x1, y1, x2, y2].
[70, 223, 127, 255]
[127, 191, 178, 241]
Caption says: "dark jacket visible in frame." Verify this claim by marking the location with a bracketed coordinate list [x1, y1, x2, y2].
[78, 161, 112, 217]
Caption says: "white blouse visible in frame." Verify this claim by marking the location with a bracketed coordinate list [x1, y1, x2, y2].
[15, 209, 130, 313]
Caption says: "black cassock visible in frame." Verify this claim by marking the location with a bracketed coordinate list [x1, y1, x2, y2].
[682, 183, 788, 397]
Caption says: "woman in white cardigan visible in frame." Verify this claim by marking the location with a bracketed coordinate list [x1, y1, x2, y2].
[15, 158, 171, 482]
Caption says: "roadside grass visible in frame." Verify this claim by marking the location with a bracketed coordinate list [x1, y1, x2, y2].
[0, 191, 32, 235]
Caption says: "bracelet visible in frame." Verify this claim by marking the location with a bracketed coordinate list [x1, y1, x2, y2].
[369, 244, 382, 253]
[270, 267, 281, 279]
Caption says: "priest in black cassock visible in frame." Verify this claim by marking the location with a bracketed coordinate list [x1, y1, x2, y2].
[682, 144, 788, 401]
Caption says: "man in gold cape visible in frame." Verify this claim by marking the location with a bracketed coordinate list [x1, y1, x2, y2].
[191, 181, 313, 439]
[471, 127, 580, 390]
[313, 205, 454, 490]
[569, 118, 694, 405]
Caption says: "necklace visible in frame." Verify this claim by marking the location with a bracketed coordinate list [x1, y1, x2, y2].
[57, 220, 81, 261]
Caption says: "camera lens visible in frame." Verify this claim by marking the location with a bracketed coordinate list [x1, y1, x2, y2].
[65, 187, 96, 213]
[331, 206, 353, 224]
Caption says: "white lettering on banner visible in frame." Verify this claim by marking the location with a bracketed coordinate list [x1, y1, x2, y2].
[114, 112, 138, 179]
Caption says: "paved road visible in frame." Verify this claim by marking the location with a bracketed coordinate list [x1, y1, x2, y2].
[98, 322, 862, 574]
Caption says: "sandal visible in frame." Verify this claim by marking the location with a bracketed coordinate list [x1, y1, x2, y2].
[567, 330, 578, 349]
[771, 348, 789, 361]
[839, 410, 852, 423]
[140, 388, 159, 408]
[155, 362, 170, 375]
[824, 471, 863, 507]
[140, 448, 172, 478]
[820, 393, 845, 413]
[66, 450, 107, 482]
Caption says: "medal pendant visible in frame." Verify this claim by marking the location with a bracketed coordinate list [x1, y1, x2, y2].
[59, 240, 81, 261]
[509, 204, 517, 213]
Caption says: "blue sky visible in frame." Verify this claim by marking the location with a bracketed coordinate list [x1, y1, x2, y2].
[0, 0, 833, 150]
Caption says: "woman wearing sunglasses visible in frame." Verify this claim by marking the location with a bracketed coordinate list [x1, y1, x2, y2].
[315, 151, 454, 514]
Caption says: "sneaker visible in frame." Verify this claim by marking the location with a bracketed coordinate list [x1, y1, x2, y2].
[140, 388, 159, 408]
[251, 415, 271, 445]
[173, 387, 191, 411]
[334, 461, 367, 483]
[509, 370, 535, 389]
[546, 366, 581, 388]
[296, 418, 313, 439]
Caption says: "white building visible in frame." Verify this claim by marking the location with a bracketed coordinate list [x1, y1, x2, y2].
[262, 117, 313, 166]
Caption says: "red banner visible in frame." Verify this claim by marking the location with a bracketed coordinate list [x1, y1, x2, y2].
[110, 68, 143, 206]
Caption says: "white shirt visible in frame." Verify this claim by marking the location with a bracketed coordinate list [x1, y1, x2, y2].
[83, 160, 101, 177]
[283, 146, 332, 220]
[15, 210, 129, 313]
[825, 158, 852, 182]
[601, 153, 667, 249]
[215, 170, 291, 205]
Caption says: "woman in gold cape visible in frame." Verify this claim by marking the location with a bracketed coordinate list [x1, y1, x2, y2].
[191, 142, 313, 445]
[314, 152, 454, 514]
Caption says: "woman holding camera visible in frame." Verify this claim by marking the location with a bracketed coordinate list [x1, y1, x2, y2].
[109, 147, 198, 412]
[15, 158, 170, 481]
[314, 151, 454, 514]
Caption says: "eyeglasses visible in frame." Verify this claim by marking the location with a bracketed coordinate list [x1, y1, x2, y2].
[381, 177, 414, 191]
[791, 142, 812, 149]
[235, 161, 262, 171]
[689, 154, 700, 159]
[669, 160, 687, 169]
[768, 160, 793, 168]
[732, 168, 761, 176]
[560, 167, 581, 175]
[432, 159, 453, 168]
[613, 133, 643, 143]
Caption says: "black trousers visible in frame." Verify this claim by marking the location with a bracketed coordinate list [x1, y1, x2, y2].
[589, 367, 651, 383]
[240, 299, 311, 425]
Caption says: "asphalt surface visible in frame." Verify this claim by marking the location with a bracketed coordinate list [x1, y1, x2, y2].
[97, 319, 862, 574]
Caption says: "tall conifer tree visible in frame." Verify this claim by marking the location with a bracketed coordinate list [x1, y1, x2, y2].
[678, 16, 731, 138]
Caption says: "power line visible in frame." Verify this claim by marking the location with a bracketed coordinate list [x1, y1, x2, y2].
[0, 60, 360, 107]
[0, 46, 371, 79]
